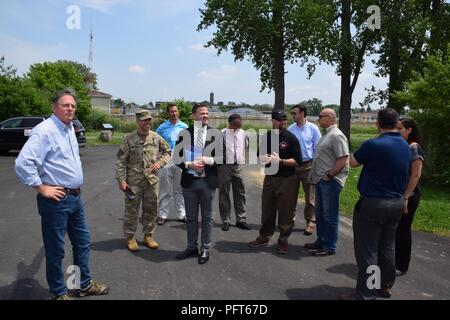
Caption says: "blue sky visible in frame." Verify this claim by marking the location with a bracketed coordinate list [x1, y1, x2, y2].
[0, 0, 388, 106]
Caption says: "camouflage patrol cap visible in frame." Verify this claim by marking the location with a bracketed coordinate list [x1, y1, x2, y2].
[136, 109, 152, 121]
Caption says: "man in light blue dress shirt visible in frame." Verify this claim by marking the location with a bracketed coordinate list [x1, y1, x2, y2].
[288, 103, 321, 235]
[155, 103, 188, 225]
[15, 89, 109, 300]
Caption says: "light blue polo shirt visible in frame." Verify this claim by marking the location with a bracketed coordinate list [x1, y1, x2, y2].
[156, 119, 188, 151]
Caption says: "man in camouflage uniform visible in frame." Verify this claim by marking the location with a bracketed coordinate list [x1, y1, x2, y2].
[115, 110, 171, 252]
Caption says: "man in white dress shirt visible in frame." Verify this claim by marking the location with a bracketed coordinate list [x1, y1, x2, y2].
[218, 114, 250, 231]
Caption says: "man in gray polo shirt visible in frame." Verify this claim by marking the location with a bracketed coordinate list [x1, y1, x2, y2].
[306, 108, 349, 256]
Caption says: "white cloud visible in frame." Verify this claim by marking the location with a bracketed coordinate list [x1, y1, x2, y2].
[127, 65, 146, 74]
[197, 65, 238, 81]
[71, 0, 131, 15]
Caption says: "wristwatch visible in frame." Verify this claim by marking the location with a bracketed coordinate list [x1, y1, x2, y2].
[326, 173, 334, 180]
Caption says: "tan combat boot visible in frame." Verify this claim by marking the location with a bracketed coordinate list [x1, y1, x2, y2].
[127, 238, 139, 252]
[143, 235, 159, 249]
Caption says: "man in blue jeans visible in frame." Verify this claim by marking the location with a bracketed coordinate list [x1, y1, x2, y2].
[15, 88, 109, 300]
[307, 108, 349, 256]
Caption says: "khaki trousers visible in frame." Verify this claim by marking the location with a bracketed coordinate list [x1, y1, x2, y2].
[294, 161, 316, 223]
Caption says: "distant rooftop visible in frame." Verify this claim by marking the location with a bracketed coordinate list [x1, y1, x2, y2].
[89, 90, 112, 98]
[227, 108, 264, 116]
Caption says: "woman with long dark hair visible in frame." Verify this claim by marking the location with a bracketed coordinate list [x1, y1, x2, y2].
[396, 118, 424, 275]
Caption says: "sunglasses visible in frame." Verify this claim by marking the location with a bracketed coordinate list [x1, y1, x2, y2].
[318, 114, 330, 119]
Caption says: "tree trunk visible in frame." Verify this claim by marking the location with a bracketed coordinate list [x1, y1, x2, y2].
[339, 0, 352, 141]
[387, 2, 402, 112]
[273, 0, 285, 111]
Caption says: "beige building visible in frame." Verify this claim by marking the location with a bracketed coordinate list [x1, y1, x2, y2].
[89, 90, 112, 114]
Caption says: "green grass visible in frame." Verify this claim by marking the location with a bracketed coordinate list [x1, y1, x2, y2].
[338, 167, 450, 237]
[350, 124, 378, 135]
[86, 131, 125, 146]
[412, 185, 450, 236]
[339, 167, 362, 217]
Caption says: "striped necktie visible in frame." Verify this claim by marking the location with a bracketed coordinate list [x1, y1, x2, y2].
[196, 127, 204, 148]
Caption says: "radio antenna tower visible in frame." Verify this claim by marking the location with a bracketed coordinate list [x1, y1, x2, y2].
[86, 26, 95, 89]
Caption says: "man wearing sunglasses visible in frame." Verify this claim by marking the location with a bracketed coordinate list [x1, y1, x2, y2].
[306, 108, 349, 257]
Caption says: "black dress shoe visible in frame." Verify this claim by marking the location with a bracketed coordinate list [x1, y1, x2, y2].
[236, 221, 251, 230]
[304, 242, 322, 250]
[198, 251, 209, 264]
[311, 249, 335, 257]
[377, 287, 392, 298]
[221, 222, 230, 231]
[396, 270, 407, 277]
[176, 248, 198, 260]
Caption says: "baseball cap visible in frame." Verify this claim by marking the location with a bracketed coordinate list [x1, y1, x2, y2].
[271, 110, 287, 120]
[136, 109, 152, 121]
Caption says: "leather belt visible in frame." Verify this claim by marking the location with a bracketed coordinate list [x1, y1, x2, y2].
[65, 188, 81, 195]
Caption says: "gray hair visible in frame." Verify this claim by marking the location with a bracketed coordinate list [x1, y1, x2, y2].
[51, 88, 78, 104]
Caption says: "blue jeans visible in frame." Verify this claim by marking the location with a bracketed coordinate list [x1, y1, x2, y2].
[37, 193, 91, 297]
[315, 179, 343, 253]
[182, 179, 215, 252]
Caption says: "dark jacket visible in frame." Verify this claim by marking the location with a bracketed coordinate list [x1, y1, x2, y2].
[174, 126, 224, 189]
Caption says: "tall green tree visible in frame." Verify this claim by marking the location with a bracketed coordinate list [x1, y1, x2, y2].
[291, 0, 380, 140]
[394, 48, 450, 183]
[57, 60, 99, 90]
[364, 0, 449, 111]
[27, 61, 92, 121]
[0, 57, 48, 121]
[198, 0, 324, 110]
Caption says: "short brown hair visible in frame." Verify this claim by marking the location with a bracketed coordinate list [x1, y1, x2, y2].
[166, 102, 177, 113]
[192, 102, 208, 114]
[292, 103, 307, 116]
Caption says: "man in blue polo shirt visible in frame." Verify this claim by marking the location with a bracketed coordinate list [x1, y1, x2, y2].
[349, 108, 410, 300]
[156, 103, 188, 225]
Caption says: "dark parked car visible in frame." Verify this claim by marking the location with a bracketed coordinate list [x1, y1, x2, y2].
[0, 116, 86, 152]
[73, 118, 86, 148]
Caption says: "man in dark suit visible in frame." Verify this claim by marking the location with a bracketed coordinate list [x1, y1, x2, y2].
[173, 103, 223, 264]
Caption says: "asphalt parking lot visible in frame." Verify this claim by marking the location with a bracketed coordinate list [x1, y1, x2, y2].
[0, 146, 449, 300]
